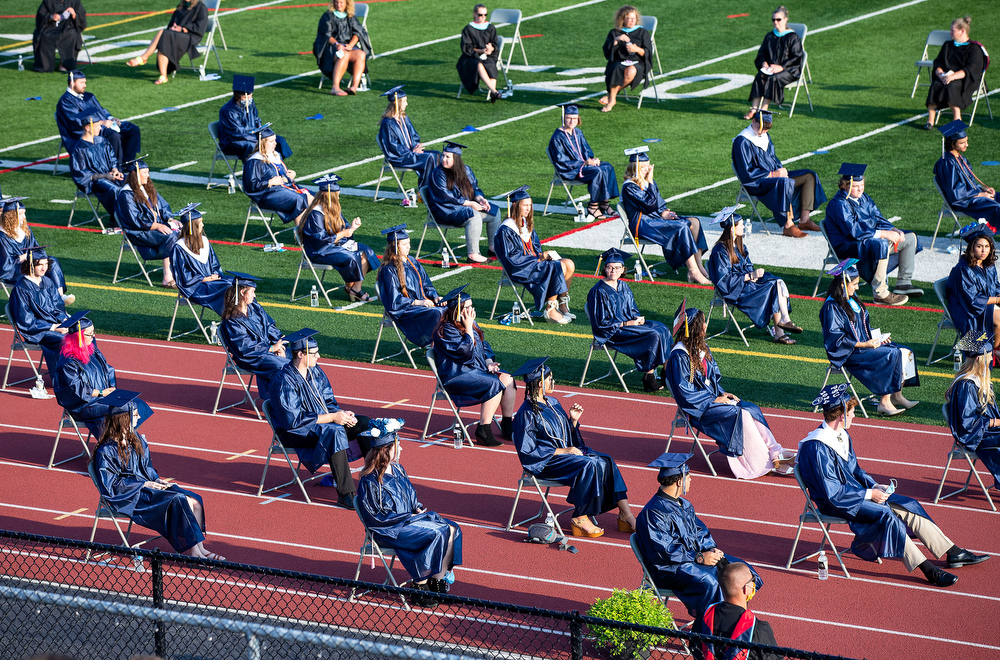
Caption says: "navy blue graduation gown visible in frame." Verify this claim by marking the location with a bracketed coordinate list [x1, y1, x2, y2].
[546, 128, 619, 202]
[0, 232, 66, 290]
[55, 90, 140, 162]
[93, 437, 205, 553]
[219, 302, 287, 397]
[169, 242, 232, 316]
[300, 210, 380, 283]
[268, 361, 347, 472]
[9, 276, 67, 373]
[376, 116, 439, 186]
[665, 345, 770, 457]
[946, 379, 1000, 488]
[731, 134, 826, 220]
[53, 344, 152, 436]
[797, 430, 933, 562]
[427, 165, 488, 227]
[824, 191, 918, 283]
[243, 154, 311, 224]
[621, 180, 706, 269]
[432, 322, 504, 407]
[376, 259, 443, 347]
[357, 464, 463, 581]
[708, 243, 781, 329]
[114, 189, 178, 260]
[635, 492, 761, 618]
[494, 223, 566, 310]
[748, 30, 802, 105]
[819, 297, 918, 396]
[69, 137, 120, 222]
[586, 279, 671, 372]
[946, 261, 999, 336]
[217, 99, 292, 162]
[512, 395, 627, 517]
[934, 153, 1000, 231]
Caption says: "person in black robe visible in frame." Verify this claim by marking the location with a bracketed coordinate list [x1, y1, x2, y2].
[925, 16, 985, 129]
[600, 5, 652, 113]
[313, 0, 372, 96]
[33, 0, 86, 73]
[745, 7, 803, 119]
[126, 0, 209, 84]
[692, 562, 780, 660]
[56, 70, 142, 165]
[457, 4, 503, 101]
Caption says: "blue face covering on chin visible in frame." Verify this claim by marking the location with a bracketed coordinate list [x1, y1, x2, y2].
[468, 20, 489, 30]
[773, 27, 793, 37]
[333, 10, 347, 18]
[620, 25, 638, 33]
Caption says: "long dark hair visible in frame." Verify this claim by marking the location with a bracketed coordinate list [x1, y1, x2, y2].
[715, 224, 746, 265]
[378, 241, 410, 298]
[435, 297, 484, 342]
[126, 169, 159, 213]
[680, 310, 711, 382]
[360, 441, 395, 482]
[443, 154, 475, 200]
[180, 216, 205, 253]
[94, 411, 143, 465]
[525, 374, 548, 414]
[221, 284, 251, 321]
[827, 275, 859, 322]
[964, 235, 998, 268]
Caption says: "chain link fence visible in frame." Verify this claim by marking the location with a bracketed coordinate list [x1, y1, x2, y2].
[0, 530, 861, 660]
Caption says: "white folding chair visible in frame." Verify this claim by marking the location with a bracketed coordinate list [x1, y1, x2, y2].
[578, 299, 637, 392]
[213, 341, 262, 419]
[167, 291, 213, 344]
[195, 0, 224, 77]
[662, 381, 718, 477]
[492, 8, 527, 69]
[639, 15, 663, 75]
[414, 186, 461, 262]
[3, 303, 46, 390]
[787, 464, 862, 578]
[420, 347, 477, 447]
[317, 3, 372, 92]
[50, 409, 93, 469]
[207, 121, 242, 191]
[812, 220, 844, 296]
[68, 188, 107, 230]
[86, 460, 160, 562]
[373, 135, 419, 204]
[730, 163, 773, 236]
[926, 278, 959, 365]
[488, 266, 535, 326]
[241, 199, 295, 245]
[783, 23, 813, 117]
[931, 178, 975, 248]
[506, 469, 573, 537]
[911, 30, 953, 98]
[457, 32, 514, 99]
[112, 232, 162, 287]
[968, 52, 993, 127]
[704, 293, 752, 347]
[593, 203, 665, 282]
[350, 521, 411, 611]
[290, 230, 341, 308]
[814, 364, 869, 418]
[937, 404, 997, 511]
[371, 312, 421, 369]
[257, 401, 329, 503]
[543, 165, 586, 218]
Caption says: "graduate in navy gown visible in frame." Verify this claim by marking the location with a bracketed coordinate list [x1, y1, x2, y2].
[268, 329, 371, 510]
[820, 259, 919, 417]
[708, 207, 800, 344]
[426, 141, 500, 264]
[375, 224, 445, 347]
[732, 111, 826, 238]
[115, 157, 181, 288]
[945, 331, 1000, 490]
[824, 164, 921, 306]
[91, 390, 222, 559]
[934, 120, 1000, 232]
[53, 311, 153, 436]
[798, 384, 988, 586]
[665, 305, 794, 479]
[218, 75, 292, 162]
[600, 6, 652, 114]
[620, 146, 712, 284]
[924, 17, 985, 128]
[357, 418, 462, 606]
[56, 70, 141, 163]
[456, 5, 503, 101]
[376, 86, 440, 189]
[946, 224, 1000, 360]
[745, 8, 802, 118]
[9, 247, 69, 374]
[299, 174, 379, 302]
[634, 453, 762, 618]
[219, 272, 288, 398]
[243, 124, 313, 226]
[169, 204, 232, 316]
[431, 285, 515, 447]
[512, 357, 634, 539]
[1, 198, 71, 298]
[547, 103, 619, 220]
[587, 248, 673, 392]
[494, 185, 575, 323]
[69, 117, 122, 226]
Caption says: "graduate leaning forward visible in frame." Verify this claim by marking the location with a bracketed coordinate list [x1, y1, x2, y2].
[375, 224, 445, 347]
[547, 103, 619, 221]
[169, 204, 233, 316]
[219, 272, 288, 399]
[945, 330, 1000, 491]
[268, 329, 371, 511]
[798, 384, 989, 587]
[946, 222, 1000, 361]
[634, 453, 762, 619]
[9, 246, 70, 375]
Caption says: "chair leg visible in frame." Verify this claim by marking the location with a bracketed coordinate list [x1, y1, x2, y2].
[543, 181, 556, 216]
[371, 321, 386, 364]
[785, 517, 807, 568]
[926, 325, 944, 366]
[506, 478, 528, 531]
[579, 344, 596, 387]
[489, 276, 504, 320]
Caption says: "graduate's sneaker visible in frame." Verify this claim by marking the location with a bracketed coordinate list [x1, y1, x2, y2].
[892, 284, 924, 298]
[873, 292, 908, 306]
[947, 550, 990, 568]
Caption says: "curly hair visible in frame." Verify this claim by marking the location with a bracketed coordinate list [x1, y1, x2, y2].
[326, 0, 355, 17]
[680, 310, 710, 382]
[0, 207, 29, 238]
[963, 235, 997, 268]
[614, 5, 641, 28]
[94, 411, 143, 465]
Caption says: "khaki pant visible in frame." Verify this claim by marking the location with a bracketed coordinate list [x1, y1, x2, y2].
[890, 503, 954, 572]
[871, 232, 918, 297]
[785, 172, 816, 222]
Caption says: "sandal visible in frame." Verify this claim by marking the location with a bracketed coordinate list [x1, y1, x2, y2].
[777, 321, 803, 334]
[154, 75, 169, 85]
[203, 552, 225, 561]
[162, 280, 177, 289]
[743, 107, 758, 121]
[347, 287, 373, 303]
[330, 89, 348, 96]
[587, 203, 605, 220]
[126, 56, 147, 67]
[772, 334, 795, 345]
[617, 514, 637, 533]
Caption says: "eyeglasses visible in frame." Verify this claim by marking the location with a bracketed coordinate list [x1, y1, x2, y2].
[82, 332, 95, 338]
[772, 17, 783, 22]
[475, 12, 487, 16]
[607, 265, 625, 271]
[307, 351, 321, 357]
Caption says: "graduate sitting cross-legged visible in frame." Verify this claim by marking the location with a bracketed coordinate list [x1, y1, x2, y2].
[10, 247, 70, 375]
[268, 329, 371, 510]
[357, 418, 463, 607]
[946, 223, 1000, 361]
[431, 285, 515, 447]
[68, 116, 123, 227]
[634, 453, 763, 619]
[820, 259, 919, 417]
[53, 311, 153, 437]
[494, 185, 576, 324]
[299, 175, 380, 303]
[512, 357, 634, 539]
[665, 303, 795, 479]
[934, 121, 1000, 232]
[587, 248, 674, 393]
[1, 197, 72, 303]
[92, 390, 223, 560]
[243, 123, 314, 227]
[708, 207, 800, 345]
[115, 157, 182, 288]
[375, 224, 445, 347]
[377, 86, 440, 190]
[219, 272, 288, 399]
[546, 103, 620, 220]
[798, 384, 989, 587]
[945, 330, 1000, 491]
[169, 204, 233, 317]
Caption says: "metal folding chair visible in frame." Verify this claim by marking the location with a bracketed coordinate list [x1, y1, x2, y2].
[662, 380, 719, 477]
[373, 135, 419, 204]
[290, 230, 341, 307]
[812, 221, 844, 297]
[623, 16, 662, 111]
[595, 203, 665, 282]
[50, 409, 92, 469]
[112, 232, 162, 287]
[213, 341, 262, 419]
[639, 15, 663, 74]
[207, 121, 242, 191]
[542, 164, 586, 218]
[730, 163, 774, 235]
[787, 464, 861, 578]
[420, 347, 476, 447]
[257, 401, 330, 503]
[68, 188, 107, 230]
[705, 293, 753, 347]
[456, 34, 514, 99]
[318, 2, 372, 92]
[492, 8, 528, 69]
[86, 460, 160, 562]
[506, 469, 573, 537]
[629, 532, 694, 649]
[910, 30, 953, 98]
[926, 278, 959, 365]
[931, 179, 974, 248]
[782, 23, 813, 117]
[167, 291, 213, 344]
[4, 303, 46, 390]
[371, 312, 420, 369]
[968, 66, 993, 126]
[414, 186, 461, 262]
[240, 199, 294, 245]
[937, 403, 997, 511]
[814, 364, 869, 418]
[350, 520, 411, 611]
[578, 301, 636, 392]
[488, 263, 535, 326]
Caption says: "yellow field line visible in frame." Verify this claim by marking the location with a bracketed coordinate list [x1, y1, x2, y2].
[0, 9, 173, 51]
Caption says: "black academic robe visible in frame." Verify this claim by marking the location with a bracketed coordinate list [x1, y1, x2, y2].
[927, 41, 984, 110]
[457, 22, 501, 93]
[824, 191, 913, 285]
[494, 221, 566, 311]
[621, 180, 706, 269]
[946, 261, 1000, 337]
[731, 130, 827, 221]
[243, 154, 311, 224]
[375, 259, 444, 347]
[432, 323, 504, 408]
[114, 188, 179, 260]
[586, 279, 672, 372]
[158, 1, 208, 72]
[934, 153, 1000, 231]
[267, 362, 348, 473]
[748, 30, 802, 105]
[708, 243, 781, 330]
[946, 379, 1000, 488]
[53, 344, 153, 436]
[219, 302, 287, 397]
[55, 90, 141, 164]
[33, 0, 86, 73]
[512, 395, 627, 518]
[300, 210, 380, 283]
[10, 275, 67, 373]
[547, 128, 619, 203]
[69, 137, 120, 222]
[313, 10, 372, 79]
[603, 27, 652, 91]
[170, 241, 232, 316]
[0, 231, 66, 291]
[376, 116, 439, 186]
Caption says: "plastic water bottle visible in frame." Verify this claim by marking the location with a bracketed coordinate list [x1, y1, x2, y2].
[453, 423, 463, 449]
[954, 349, 963, 372]
[18, 55, 24, 71]
[442, 251, 451, 269]
[634, 264, 643, 281]
[817, 551, 829, 580]
[227, 175, 236, 194]
[310, 285, 319, 307]
[511, 303, 520, 324]
[209, 321, 219, 346]
[545, 513, 555, 529]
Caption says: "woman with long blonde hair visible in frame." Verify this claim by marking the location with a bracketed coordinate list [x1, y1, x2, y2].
[1, 197, 72, 302]
[375, 225, 444, 347]
[945, 331, 1000, 489]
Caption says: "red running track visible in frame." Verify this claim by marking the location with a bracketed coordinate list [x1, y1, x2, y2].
[0, 327, 997, 659]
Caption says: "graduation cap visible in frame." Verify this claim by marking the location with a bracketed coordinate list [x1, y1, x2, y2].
[511, 356, 551, 384]
[358, 417, 406, 449]
[838, 163, 867, 182]
[20, 244, 50, 268]
[226, 270, 261, 289]
[672, 298, 698, 338]
[443, 141, 467, 155]
[757, 110, 773, 125]
[95, 389, 143, 416]
[439, 284, 470, 308]
[284, 328, 319, 353]
[123, 155, 149, 173]
[174, 203, 202, 224]
[67, 69, 86, 83]
[498, 185, 531, 217]
[624, 145, 650, 163]
[557, 102, 580, 120]
[251, 122, 275, 139]
[60, 309, 93, 347]
[714, 205, 742, 228]
[2, 196, 28, 213]
[959, 219, 994, 244]
[938, 119, 968, 140]
[381, 223, 409, 244]
[827, 258, 859, 290]
[811, 383, 852, 411]
[313, 174, 341, 193]
[232, 74, 255, 94]
[381, 85, 407, 115]
[649, 453, 693, 492]
[955, 329, 994, 358]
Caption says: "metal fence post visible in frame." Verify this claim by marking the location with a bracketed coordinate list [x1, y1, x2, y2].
[151, 549, 166, 656]
[570, 611, 583, 660]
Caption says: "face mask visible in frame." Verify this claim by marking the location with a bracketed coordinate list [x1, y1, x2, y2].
[333, 10, 347, 18]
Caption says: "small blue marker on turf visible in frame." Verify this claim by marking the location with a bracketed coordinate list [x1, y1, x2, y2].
[983, 161, 1000, 166]
[462, 125, 479, 132]
[306, 113, 323, 120]
[162, 107, 179, 112]
[643, 138, 661, 143]
[25, 96, 41, 101]
[813, 150, 829, 154]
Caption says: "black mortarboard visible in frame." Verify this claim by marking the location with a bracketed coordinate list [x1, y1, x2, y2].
[715, 205, 742, 228]
[251, 122, 275, 139]
[672, 298, 697, 338]
[380, 85, 406, 102]
[624, 146, 650, 163]
[600, 247, 629, 265]
[226, 271, 261, 289]
[174, 203, 202, 224]
[758, 110, 773, 124]
[955, 329, 994, 358]
[313, 174, 341, 193]
[60, 310, 93, 346]
[443, 141, 467, 155]
[507, 185, 531, 203]
[285, 328, 319, 353]
[838, 163, 867, 181]
[959, 220, 994, 244]
[439, 284, 470, 307]
[938, 120, 968, 140]
[2, 196, 28, 212]
[381, 223, 409, 243]
[21, 244, 49, 266]
[95, 389, 142, 416]
[232, 75, 255, 94]
[511, 356, 551, 384]
[811, 383, 852, 411]
[123, 155, 149, 173]
[359, 417, 405, 449]
[648, 453, 692, 479]
[67, 69, 86, 83]
[558, 102, 579, 118]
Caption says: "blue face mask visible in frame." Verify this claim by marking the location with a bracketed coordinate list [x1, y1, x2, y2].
[954, 40, 969, 47]
[333, 10, 347, 18]
[620, 25, 638, 33]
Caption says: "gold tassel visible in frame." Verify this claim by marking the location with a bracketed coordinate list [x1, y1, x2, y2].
[684, 314, 689, 338]
[77, 323, 83, 348]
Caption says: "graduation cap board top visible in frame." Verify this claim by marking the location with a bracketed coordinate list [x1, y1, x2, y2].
[313, 174, 341, 192]
[232, 75, 255, 94]
[600, 247, 629, 265]
[558, 102, 580, 117]
[838, 163, 867, 181]
[95, 389, 143, 416]
[226, 271, 261, 289]
[672, 298, 698, 338]
[955, 329, 993, 356]
[285, 328, 319, 353]
[359, 417, 405, 448]
[439, 284, 470, 306]
[68, 69, 86, 83]
[499, 185, 530, 206]
[715, 205, 742, 228]
[2, 196, 28, 212]
[123, 155, 149, 173]
[381, 223, 409, 243]
[624, 145, 650, 162]
[757, 110, 773, 124]
[648, 453, 693, 480]
[21, 245, 50, 264]
[380, 85, 406, 101]
[827, 258, 859, 279]
[811, 383, 852, 410]
[511, 356, 551, 383]
[60, 309, 94, 346]
[252, 122, 275, 139]
[938, 119, 968, 140]
[443, 141, 468, 155]
[175, 203, 202, 223]
[959, 220, 993, 243]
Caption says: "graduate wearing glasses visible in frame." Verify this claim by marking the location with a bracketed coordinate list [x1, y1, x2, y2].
[744, 6, 803, 120]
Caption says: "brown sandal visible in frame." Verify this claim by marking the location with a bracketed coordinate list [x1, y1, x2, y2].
[777, 321, 803, 334]
[772, 334, 796, 345]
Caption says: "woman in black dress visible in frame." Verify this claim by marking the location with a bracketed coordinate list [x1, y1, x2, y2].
[925, 16, 984, 129]
[600, 5, 652, 113]
[126, 0, 209, 85]
[313, 0, 372, 96]
[456, 4, 503, 102]
[745, 6, 803, 120]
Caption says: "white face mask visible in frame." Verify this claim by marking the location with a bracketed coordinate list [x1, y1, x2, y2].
[742, 220, 752, 237]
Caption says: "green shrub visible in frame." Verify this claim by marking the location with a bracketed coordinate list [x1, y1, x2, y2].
[586, 588, 674, 659]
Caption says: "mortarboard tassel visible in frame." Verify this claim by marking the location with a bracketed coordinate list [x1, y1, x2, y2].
[77, 321, 83, 348]
[684, 314, 689, 338]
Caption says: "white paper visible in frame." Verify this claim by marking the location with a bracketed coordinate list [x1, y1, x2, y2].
[900, 347, 916, 381]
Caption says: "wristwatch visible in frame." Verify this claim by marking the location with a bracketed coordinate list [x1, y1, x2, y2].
[696, 552, 704, 564]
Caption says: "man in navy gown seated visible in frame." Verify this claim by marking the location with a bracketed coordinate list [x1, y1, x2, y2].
[934, 120, 1000, 233]
[218, 75, 292, 162]
[56, 69, 141, 164]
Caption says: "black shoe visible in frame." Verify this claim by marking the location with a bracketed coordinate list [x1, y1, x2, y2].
[947, 549, 990, 568]
[924, 565, 958, 587]
[642, 372, 664, 392]
[486, 250, 499, 261]
[475, 423, 502, 447]
[922, 122, 933, 130]
[499, 417, 514, 440]
[336, 493, 356, 510]
[428, 577, 449, 594]
[489, 91, 501, 103]
[411, 582, 440, 607]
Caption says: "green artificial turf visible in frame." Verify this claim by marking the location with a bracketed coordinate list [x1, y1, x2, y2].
[2, 0, 998, 427]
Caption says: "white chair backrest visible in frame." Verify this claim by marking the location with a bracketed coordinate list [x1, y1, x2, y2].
[355, 2, 369, 23]
[788, 22, 807, 43]
[490, 8, 522, 28]
[639, 15, 657, 35]
[926, 30, 952, 49]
